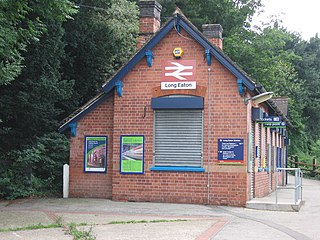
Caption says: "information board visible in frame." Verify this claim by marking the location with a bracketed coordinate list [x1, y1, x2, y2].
[218, 138, 244, 161]
[120, 135, 144, 174]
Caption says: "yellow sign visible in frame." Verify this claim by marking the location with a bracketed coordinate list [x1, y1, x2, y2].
[173, 47, 184, 58]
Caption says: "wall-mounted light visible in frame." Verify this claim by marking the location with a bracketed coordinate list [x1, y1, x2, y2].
[244, 92, 273, 105]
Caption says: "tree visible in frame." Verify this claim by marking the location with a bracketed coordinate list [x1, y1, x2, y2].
[0, 0, 76, 85]
[293, 36, 320, 141]
[0, 0, 76, 199]
[224, 25, 308, 154]
[62, 0, 139, 106]
[158, 0, 262, 36]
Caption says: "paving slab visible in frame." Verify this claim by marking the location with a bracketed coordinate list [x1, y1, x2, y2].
[0, 210, 53, 229]
[0, 228, 72, 240]
[88, 220, 218, 240]
[0, 176, 319, 240]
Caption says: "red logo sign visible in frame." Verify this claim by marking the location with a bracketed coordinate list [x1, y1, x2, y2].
[162, 60, 196, 82]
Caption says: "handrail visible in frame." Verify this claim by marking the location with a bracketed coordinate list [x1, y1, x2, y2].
[275, 168, 303, 205]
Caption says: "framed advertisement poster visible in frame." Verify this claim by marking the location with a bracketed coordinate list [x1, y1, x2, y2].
[84, 136, 107, 173]
[120, 135, 144, 174]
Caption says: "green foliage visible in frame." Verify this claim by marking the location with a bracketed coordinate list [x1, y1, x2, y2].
[0, 218, 63, 232]
[224, 26, 309, 155]
[0, 0, 77, 85]
[63, 0, 139, 106]
[67, 223, 96, 240]
[108, 219, 187, 224]
[158, 0, 262, 36]
[0, 133, 69, 199]
[0, 20, 75, 151]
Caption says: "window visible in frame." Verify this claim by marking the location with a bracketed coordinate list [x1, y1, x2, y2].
[150, 96, 204, 172]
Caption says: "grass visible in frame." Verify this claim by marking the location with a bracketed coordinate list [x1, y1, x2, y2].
[66, 223, 96, 240]
[108, 219, 187, 225]
[0, 216, 186, 240]
[0, 217, 63, 233]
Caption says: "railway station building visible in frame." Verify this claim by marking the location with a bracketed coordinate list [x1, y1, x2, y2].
[59, 0, 290, 206]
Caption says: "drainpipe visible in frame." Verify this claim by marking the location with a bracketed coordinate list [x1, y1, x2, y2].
[207, 68, 212, 204]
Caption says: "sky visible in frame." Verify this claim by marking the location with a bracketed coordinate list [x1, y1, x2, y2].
[252, 0, 320, 40]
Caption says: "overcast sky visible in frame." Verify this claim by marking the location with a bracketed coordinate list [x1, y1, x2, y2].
[252, 0, 320, 40]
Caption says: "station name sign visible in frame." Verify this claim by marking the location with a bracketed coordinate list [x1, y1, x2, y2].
[161, 60, 196, 90]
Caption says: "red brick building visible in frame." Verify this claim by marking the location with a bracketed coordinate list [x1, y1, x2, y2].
[59, 0, 290, 207]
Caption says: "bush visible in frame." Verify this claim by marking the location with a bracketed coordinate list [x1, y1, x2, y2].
[0, 132, 69, 199]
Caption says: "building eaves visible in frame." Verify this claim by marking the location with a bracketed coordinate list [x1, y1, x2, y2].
[59, 11, 291, 132]
[58, 92, 112, 133]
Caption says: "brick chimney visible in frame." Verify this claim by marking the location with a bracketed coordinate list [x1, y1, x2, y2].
[137, 0, 162, 50]
[202, 24, 223, 50]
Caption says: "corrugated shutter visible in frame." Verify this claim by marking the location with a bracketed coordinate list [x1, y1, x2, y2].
[154, 109, 203, 167]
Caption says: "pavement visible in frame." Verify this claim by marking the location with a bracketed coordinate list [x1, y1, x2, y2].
[246, 175, 304, 211]
[0, 177, 319, 240]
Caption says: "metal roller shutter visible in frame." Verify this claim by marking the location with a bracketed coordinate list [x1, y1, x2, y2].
[154, 109, 203, 167]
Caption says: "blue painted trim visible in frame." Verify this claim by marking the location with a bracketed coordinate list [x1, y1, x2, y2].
[120, 135, 145, 174]
[69, 122, 77, 137]
[145, 50, 153, 67]
[150, 166, 205, 172]
[177, 19, 256, 91]
[151, 97, 203, 109]
[237, 79, 243, 96]
[102, 14, 256, 95]
[176, 23, 181, 33]
[205, 49, 211, 66]
[102, 18, 176, 94]
[115, 80, 123, 97]
[83, 135, 108, 173]
[59, 92, 112, 133]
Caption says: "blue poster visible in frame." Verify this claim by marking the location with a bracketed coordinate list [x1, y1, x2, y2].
[218, 138, 244, 161]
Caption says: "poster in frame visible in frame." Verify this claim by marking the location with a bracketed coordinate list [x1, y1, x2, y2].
[84, 136, 107, 173]
[120, 135, 144, 174]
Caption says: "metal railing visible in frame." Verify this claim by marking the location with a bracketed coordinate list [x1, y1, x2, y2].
[275, 168, 303, 205]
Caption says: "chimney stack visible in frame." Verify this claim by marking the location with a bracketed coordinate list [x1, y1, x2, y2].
[202, 24, 223, 50]
[137, 0, 162, 50]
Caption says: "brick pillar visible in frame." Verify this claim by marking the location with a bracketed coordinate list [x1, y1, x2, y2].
[202, 24, 223, 50]
[137, 0, 162, 50]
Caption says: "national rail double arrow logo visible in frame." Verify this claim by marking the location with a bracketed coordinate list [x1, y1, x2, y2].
[164, 62, 193, 80]
[161, 60, 196, 90]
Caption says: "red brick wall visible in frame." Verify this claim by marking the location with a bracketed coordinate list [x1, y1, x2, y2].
[110, 28, 248, 207]
[254, 172, 270, 197]
[69, 95, 114, 198]
[137, 17, 160, 49]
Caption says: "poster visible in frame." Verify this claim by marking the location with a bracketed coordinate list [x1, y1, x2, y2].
[84, 136, 107, 173]
[120, 135, 144, 174]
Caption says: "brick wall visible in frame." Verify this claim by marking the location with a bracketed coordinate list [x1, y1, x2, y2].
[69, 95, 114, 198]
[254, 172, 270, 197]
[110, 28, 248, 207]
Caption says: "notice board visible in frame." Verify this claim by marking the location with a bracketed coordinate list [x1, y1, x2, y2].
[218, 138, 244, 161]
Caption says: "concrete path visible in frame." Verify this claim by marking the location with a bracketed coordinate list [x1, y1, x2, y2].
[0, 177, 319, 239]
[246, 175, 303, 211]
